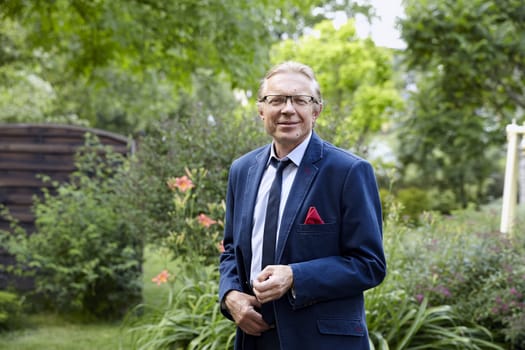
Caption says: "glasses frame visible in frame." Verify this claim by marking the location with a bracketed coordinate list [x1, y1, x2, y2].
[259, 95, 319, 107]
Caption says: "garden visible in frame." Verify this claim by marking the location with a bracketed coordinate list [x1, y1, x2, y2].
[0, 121, 523, 350]
[1, 0, 525, 349]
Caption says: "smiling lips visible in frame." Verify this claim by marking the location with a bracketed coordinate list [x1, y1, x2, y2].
[277, 121, 299, 126]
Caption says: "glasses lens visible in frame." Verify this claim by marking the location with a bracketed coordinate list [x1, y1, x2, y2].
[266, 96, 286, 106]
[265, 95, 314, 107]
[292, 96, 312, 106]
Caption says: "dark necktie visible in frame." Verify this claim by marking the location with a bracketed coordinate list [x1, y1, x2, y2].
[261, 158, 292, 269]
[260, 158, 291, 327]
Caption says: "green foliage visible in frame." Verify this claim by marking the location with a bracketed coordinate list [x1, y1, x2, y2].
[401, 0, 525, 113]
[398, 0, 525, 207]
[397, 78, 504, 208]
[367, 291, 502, 350]
[0, 0, 377, 134]
[271, 19, 404, 152]
[125, 258, 235, 350]
[0, 291, 22, 331]
[1, 0, 267, 88]
[373, 203, 525, 349]
[121, 85, 268, 245]
[366, 203, 504, 350]
[163, 168, 225, 265]
[0, 0, 363, 93]
[380, 185, 459, 224]
[395, 187, 431, 223]
[0, 134, 142, 319]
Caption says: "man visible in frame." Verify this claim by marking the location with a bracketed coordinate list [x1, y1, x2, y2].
[219, 61, 386, 350]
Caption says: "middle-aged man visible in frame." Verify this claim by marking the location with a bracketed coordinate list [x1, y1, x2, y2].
[219, 61, 386, 350]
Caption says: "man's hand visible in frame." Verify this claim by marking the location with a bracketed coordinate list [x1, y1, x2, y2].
[224, 290, 270, 336]
[252, 265, 293, 304]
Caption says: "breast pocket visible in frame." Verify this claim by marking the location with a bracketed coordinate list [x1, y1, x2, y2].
[295, 223, 339, 257]
[297, 222, 337, 235]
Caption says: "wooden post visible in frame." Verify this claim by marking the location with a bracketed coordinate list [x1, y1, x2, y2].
[501, 122, 525, 234]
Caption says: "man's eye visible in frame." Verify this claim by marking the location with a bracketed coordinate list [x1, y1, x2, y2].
[269, 97, 285, 105]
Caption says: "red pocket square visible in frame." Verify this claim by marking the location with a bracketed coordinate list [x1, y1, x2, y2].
[304, 206, 325, 224]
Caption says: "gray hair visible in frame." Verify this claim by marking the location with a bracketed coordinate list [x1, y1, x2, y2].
[257, 61, 322, 102]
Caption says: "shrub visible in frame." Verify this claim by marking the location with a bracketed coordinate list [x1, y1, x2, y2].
[0, 291, 22, 330]
[122, 100, 268, 245]
[382, 205, 525, 349]
[366, 207, 504, 350]
[395, 186, 431, 223]
[1, 135, 143, 319]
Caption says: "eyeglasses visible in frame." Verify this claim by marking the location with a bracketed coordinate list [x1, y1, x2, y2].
[259, 95, 318, 107]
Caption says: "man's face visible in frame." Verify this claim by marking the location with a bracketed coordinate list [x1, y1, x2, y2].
[258, 72, 322, 158]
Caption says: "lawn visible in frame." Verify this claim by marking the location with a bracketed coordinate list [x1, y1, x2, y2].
[0, 246, 176, 350]
[0, 315, 128, 350]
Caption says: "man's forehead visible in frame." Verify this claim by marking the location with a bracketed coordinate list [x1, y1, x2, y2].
[264, 72, 314, 92]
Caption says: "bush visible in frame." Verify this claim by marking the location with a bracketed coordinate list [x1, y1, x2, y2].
[122, 100, 268, 245]
[396, 186, 431, 223]
[378, 204, 525, 349]
[1, 135, 143, 319]
[0, 291, 22, 330]
[366, 206, 505, 350]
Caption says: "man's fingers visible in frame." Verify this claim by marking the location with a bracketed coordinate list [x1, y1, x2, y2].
[236, 306, 270, 336]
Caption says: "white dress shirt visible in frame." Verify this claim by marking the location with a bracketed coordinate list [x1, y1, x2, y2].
[250, 132, 312, 282]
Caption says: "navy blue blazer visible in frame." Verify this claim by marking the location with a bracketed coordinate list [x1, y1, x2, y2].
[219, 132, 386, 350]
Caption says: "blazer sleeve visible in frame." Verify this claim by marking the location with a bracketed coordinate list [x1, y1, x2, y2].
[218, 164, 244, 319]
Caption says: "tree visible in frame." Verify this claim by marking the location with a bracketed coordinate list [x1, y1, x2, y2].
[271, 19, 403, 152]
[398, 0, 525, 207]
[1, 0, 274, 86]
[0, 0, 375, 132]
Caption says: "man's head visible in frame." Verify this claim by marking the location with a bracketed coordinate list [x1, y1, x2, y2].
[257, 61, 323, 104]
[257, 61, 323, 158]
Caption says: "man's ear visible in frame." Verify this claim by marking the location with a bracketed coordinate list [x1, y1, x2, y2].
[314, 102, 323, 117]
[257, 102, 264, 119]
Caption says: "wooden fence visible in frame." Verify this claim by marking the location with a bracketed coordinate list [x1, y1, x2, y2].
[0, 123, 134, 289]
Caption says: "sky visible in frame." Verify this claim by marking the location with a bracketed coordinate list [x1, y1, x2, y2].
[342, 0, 406, 49]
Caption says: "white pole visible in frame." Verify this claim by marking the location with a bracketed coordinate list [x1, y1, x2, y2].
[501, 123, 525, 234]
[518, 135, 525, 206]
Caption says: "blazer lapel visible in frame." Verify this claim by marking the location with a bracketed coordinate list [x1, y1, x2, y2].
[240, 146, 271, 276]
[275, 133, 323, 263]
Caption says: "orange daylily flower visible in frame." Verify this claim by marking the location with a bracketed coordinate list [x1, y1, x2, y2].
[152, 269, 170, 285]
[167, 175, 195, 192]
[197, 213, 217, 228]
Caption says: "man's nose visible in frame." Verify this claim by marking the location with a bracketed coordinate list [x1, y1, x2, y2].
[281, 97, 296, 112]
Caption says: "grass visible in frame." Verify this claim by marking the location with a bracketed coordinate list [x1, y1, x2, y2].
[0, 246, 178, 350]
[0, 315, 127, 350]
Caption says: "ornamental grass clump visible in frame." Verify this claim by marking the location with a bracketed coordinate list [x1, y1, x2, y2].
[125, 259, 235, 350]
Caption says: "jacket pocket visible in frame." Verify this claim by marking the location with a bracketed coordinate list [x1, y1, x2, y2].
[297, 222, 337, 235]
[317, 318, 366, 337]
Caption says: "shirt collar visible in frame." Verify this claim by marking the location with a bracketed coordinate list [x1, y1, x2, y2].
[268, 131, 312, 167]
